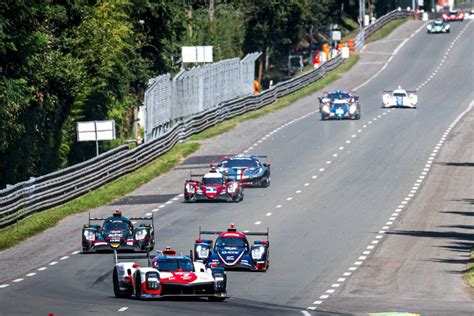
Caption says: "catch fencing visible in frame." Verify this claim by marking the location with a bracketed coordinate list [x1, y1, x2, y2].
[145, 53, 261, 141]
[0, 10, 409, 229]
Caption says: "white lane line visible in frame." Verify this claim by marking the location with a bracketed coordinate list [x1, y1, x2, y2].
[346, 140, 351, 144]
[386, 221, 393, 225]
[12, 278, 23, 283]
[159, 205, 166, 208]
[351, 134, 357, 138]
[312, 175, 317, 179]
[38, 267, 47, 271]
[337, 278, 346, 282]
[304, 183, 310, 186]
[276, 205, 282, 208]
[118, 307, 128, 312]
[320, 294, 330, 299]
[266, 212, 272, 217]
[49, 261, 58, 266]
[286, 197, 293, 201]
[371, 240, 379, 244]
[326, 161, 331, 164]
[0, 284, 9, 288]
[333, 153, 338, 157]
[243, 230, 250, 233]
[326, 289, 335, 294]
[339, 146, 344, 150]
[354, 261, 363, 265]
[296, 190, 302, 194]
[319, 168, 325, 172]
[72, 250, 80, 255]
[172, 197, 179, 201]
[358, 129, 362, 133]
[165, 201, 173, 205]
[331, 283, 340, 288]
[178, 193, 184, 197]
[60, 256, 69, 260]
[363, 251, 371, 255]
[348, 267, 357, 271]
[145, 213, 152, 216]
[367, 245, 375, 249]
[152, 209, 159, 213]
[343, 272, 352, 276]
[255, 221, 262, 225]
[26, 273, 36, 277]
[358, 256, 367, 260]
[382, 226, 389, 230]
[305, 307, 316, 312]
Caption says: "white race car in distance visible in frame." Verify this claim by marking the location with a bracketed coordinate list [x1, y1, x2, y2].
[382, 86, 418, 108]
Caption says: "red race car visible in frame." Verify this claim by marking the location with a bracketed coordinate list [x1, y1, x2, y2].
[184, 165, 244, 202]
[442, 10, 464, 22]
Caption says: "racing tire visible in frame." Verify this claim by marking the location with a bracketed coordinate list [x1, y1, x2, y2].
[262, 177, 270, 188]
[134, 272, 142, 300]
[113, 268, 132, 298]
[447, 29, 450, 33]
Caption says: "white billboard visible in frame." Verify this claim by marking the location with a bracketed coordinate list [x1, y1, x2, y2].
[77, 120, 116, 142]
[182, 46, 213, 63]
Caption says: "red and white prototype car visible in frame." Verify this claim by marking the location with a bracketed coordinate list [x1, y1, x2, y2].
[442, 10, 464, 22]
[112, 247, 227, 300]
[184, 166, 244, 202]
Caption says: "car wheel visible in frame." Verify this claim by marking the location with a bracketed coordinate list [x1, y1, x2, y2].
[264, 177, 270, 187]
[113, 267, 131, 298]
[135, 273, 142, 299]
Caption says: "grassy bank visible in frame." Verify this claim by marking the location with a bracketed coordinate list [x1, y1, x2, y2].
[0, 143, 199, 251]
[468, 248, 474, 288]
[366, 18, 409, 43]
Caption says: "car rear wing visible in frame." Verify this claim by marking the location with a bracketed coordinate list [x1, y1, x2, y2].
[113, 249, 152, 267]
[199, 226, 269, 241]
[88, 213, 154, 227]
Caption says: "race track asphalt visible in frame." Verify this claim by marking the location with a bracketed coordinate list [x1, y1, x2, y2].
[0, 20, 472, 316]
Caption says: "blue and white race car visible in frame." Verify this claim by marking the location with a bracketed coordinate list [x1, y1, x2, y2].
[382, 86, 418, 108]
[193, 224, 270, 272]
[318, 90, 361, 120]
[216, 155, 271, 187]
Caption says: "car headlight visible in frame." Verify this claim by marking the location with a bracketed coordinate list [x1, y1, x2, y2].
[135, 229, 147, 241]
[322, 105, 330, 113]
[195, 245, 209, 259]
[349, 103, 357, 114]
[83, 230, 95, 241]
[251, 246, 265, 260]
[185, 183, 195, 193]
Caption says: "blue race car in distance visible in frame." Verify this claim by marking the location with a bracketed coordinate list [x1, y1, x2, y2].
[82, 209, 155, 253]
[193, 224, 270, 271]
[216, 155, 271, 187]
[318, 90, 361, 120]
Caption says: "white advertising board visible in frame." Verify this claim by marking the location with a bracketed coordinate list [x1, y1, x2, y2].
[77, 120, 115, 142]
[182, 46, 213, 63]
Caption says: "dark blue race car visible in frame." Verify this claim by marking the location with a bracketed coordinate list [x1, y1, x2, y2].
[193, 224, 270, 271]
[318, 90, 361, 120]
[216, 155, 271, 187]
[82, 209, 155, 253]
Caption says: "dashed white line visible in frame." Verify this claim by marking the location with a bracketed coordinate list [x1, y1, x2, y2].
[60, 256, 69, 260]
[319, 168, 325, 172]
[38, 267, 47, 271]
[26, 273, 36, 277]
[286, 197, 293, 201]
[72, 250, 80, 255]
[276, 205, 282, 208]
[266, 212, 272, 217]
[0, 284, 10, 288]
[296, 190, 302, 194]
[49, 261, 58, 266]
[118, 307, 128, 312]
[12, 278, 23, 283]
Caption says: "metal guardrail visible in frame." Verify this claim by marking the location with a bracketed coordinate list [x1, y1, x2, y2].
[0, 10, 409, 229]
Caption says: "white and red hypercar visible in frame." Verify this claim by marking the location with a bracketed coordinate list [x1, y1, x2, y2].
[184, 165, 244, 202]
[112, 247, 227, 300]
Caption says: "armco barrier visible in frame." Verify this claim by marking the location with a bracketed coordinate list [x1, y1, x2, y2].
[0, 10, 410, 229]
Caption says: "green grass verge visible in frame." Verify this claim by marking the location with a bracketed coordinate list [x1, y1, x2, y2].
[0, 142, 200, 251]
[366, 18, 408, 43]
[467, 248, 474, 288]
[190, 54, 360, 141]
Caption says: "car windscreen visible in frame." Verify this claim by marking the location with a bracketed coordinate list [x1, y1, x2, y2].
[155, 258, 194, 272]
[103, 221, 129, 231]
[221, 159, 259, 169]
[216, 237, 247, 248]
[327, 92, 351, 99]
[393, 92, 407, 97]
[202, 177, 223, 185]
